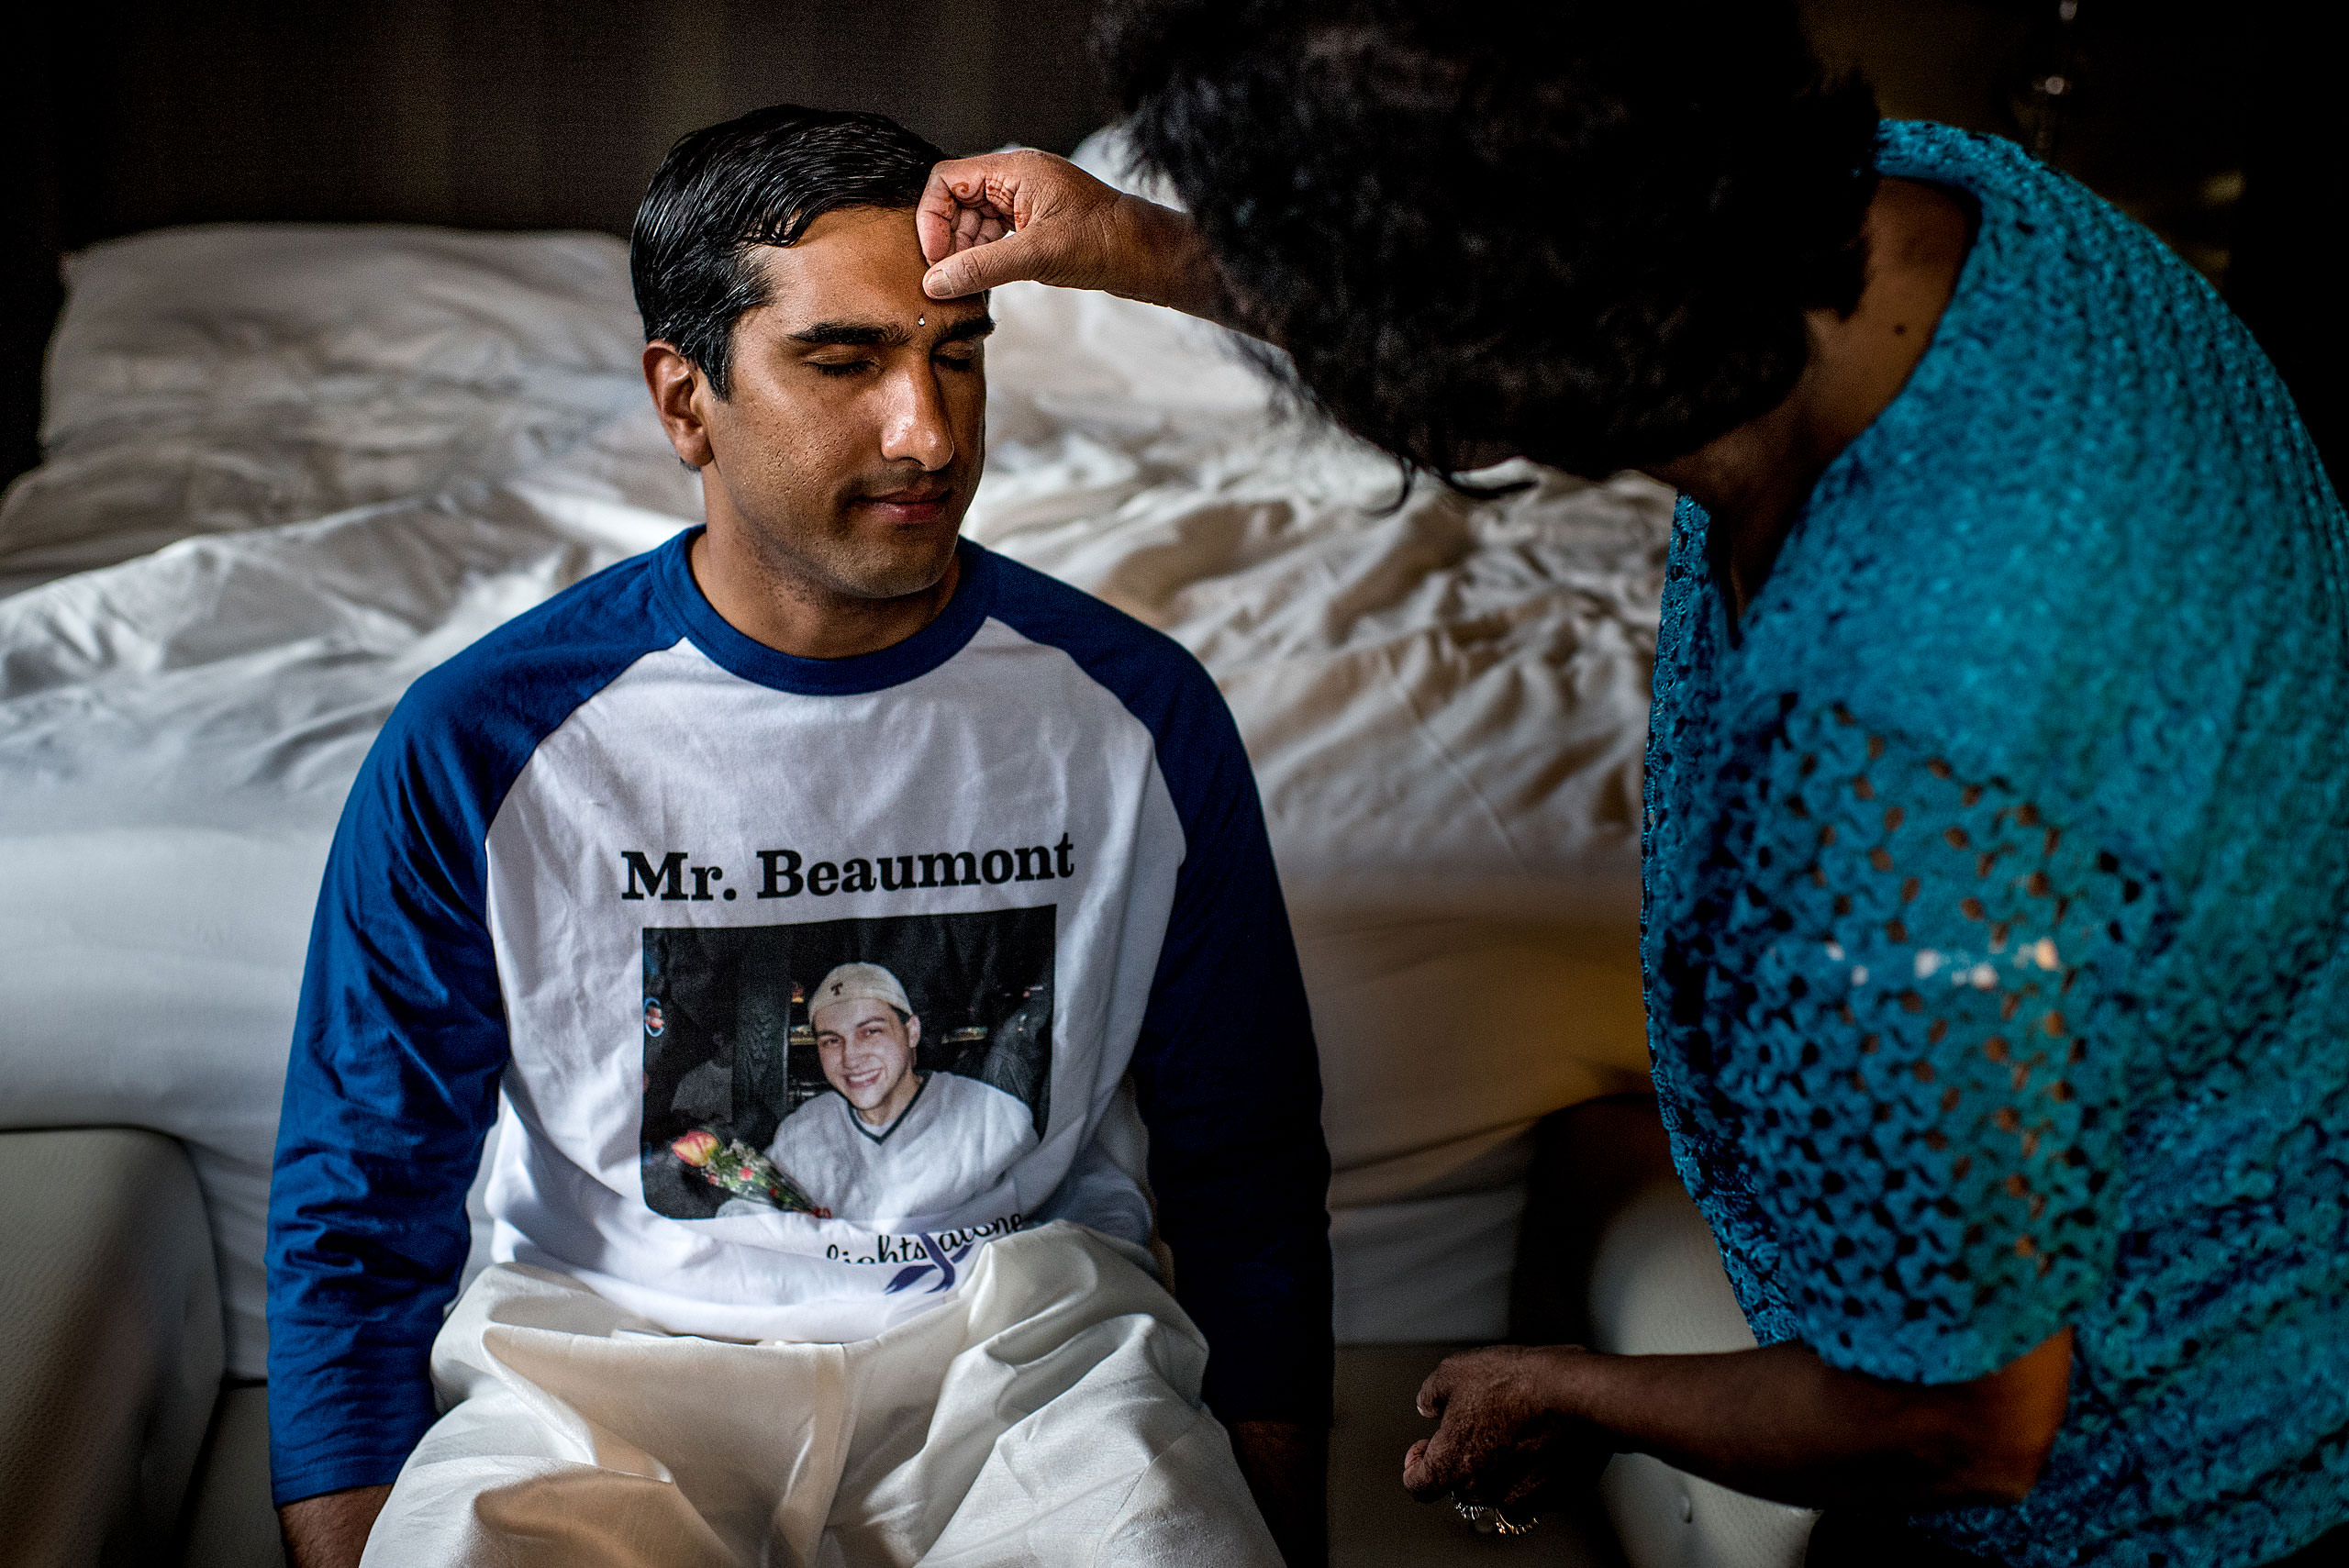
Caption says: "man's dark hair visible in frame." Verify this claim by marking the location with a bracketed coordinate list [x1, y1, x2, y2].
[1094, 0, 1880, 480]
[632, 105, 949, 397]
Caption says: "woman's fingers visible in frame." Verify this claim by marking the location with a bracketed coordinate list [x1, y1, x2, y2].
[950, 202, 986, 250]
[1402, 1423, 1463, 1500]
[917, 157, 1016, 264]
[935, 201, 1008, 257]
[1406, 1356, 1481, 1500]
[1416, 1359, 1455, 1418]
[1407, 1347, 1607, 1520]
[922, 228, 1045, 298]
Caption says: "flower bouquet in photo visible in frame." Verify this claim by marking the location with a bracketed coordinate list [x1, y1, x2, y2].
[671, 1129, 829, 1217]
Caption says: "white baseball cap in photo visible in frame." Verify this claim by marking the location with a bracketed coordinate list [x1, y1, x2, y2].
[808, 962, 912, 1022]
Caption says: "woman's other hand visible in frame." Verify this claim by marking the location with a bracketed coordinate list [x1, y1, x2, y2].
[1402, 1345, 1610, 1515]
[1404, 1331, 2072, 1518]
[917, 150, 1245, 330]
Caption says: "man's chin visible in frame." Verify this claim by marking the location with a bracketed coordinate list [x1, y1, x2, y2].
[858, 561, 958, 602]
[809, 507, 958, 595]
[839, 548, 963, 604]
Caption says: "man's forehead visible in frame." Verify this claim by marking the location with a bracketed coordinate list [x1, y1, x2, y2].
[814, 995, 896, 1026]
[748, 206, 984, 328]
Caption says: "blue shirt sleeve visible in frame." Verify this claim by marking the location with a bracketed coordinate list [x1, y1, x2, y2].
[1129, 687, 1335, 1426]
[264, 685, 510, 1505]
[264, 550, 668, 1505]
[987, 554, 1334, 1427]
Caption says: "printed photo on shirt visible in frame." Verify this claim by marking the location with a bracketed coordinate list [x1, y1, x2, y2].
[640, 906, 1053, 1223]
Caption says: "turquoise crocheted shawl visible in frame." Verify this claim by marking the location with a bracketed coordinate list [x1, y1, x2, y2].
[1642, 121, 2349, 1565]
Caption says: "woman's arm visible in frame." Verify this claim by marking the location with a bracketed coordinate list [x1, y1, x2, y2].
[1465, 714, 2144, 1525]
[915, 150, 1251, 333]
[1402, 1329, 2072, 1516]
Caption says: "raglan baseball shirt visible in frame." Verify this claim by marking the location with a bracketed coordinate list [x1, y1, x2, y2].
[264, 530, 1333, 1506]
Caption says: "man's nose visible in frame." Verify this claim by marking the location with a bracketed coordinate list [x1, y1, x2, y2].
[878, 362, 956, 472]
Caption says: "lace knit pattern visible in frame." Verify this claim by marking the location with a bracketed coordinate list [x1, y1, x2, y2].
[1642, 123, 2349, 1566]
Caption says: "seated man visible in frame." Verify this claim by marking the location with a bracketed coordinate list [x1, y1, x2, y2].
[264, 104, 1331, 1568]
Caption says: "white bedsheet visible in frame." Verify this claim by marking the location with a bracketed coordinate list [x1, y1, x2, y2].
[0, 197, 1668, 1373]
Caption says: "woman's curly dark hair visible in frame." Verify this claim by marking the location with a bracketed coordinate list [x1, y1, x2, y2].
[1093, 0, 1879, 480]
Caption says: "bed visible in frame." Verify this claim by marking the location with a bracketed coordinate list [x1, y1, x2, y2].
[0, 135, 1670, 1399]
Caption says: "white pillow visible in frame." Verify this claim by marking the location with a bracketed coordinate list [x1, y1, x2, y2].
[1, 225, 644, 581]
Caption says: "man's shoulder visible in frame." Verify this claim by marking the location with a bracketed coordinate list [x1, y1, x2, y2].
[974, 547, 1240, 767]
[400, 544, 679, 734]
[927, 1069, 1026, 1110]
[917, 1073, 1038, 1147]
[357, 543, 682, 833]
[979, 550, 1216, 700]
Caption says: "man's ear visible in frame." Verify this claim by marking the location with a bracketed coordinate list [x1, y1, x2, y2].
[642, 341, 717, 469]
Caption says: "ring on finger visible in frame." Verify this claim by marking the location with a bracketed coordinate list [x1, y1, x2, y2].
[1453, 1499, 1540, 1537]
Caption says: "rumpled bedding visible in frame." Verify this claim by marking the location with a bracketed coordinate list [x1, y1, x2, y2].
[0, 149, 1668, 1375]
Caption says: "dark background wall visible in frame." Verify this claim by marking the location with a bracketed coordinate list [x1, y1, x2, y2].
[1, 0, 1115, 488]
[2, 1, 2337, 491]
[1803, 0, 2341, 476]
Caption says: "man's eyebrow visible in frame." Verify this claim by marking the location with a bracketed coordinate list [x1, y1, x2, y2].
[785, 314, 996, 350]
[934, 314, 996, 345]
[789, 321, 906, 348]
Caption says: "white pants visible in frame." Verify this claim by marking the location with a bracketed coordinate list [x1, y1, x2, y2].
[362, 1222, 1283, 1568]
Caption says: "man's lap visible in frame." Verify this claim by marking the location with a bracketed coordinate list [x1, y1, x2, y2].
[360, 1222, 1279, 1568]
